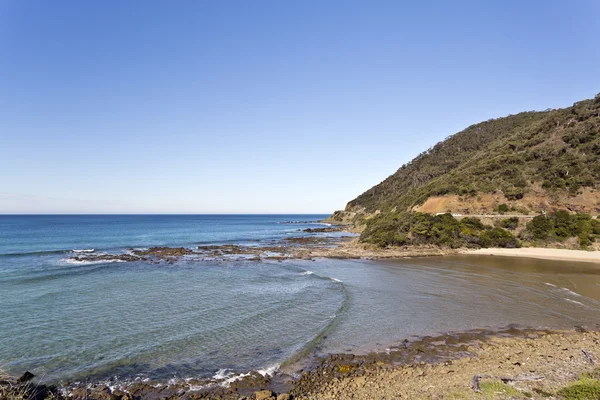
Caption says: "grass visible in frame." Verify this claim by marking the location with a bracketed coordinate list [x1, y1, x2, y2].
[479, 380, 526, 399]
[0, 369, 58, 400]
[557, 378, 600, 400]
[556, 368, 600, 400]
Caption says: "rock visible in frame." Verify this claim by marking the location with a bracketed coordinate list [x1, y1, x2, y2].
[229, 371, 270, 390]
[90, 386, 113, 400]
[277, 394, 291, 400]
[17, 371, 35, 383]
[302, 227, 343, 233]
[254, 389, 275, 400]
[71, 387, 90, 400]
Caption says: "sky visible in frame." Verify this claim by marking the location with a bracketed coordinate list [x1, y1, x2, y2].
[1, 1, 599, 214]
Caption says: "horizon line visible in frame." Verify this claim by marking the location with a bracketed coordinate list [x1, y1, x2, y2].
[0, 212, 333, 216]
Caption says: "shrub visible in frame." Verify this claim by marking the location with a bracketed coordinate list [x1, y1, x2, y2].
[557, 380, 600, 400]
[556, 370, 600, 400]
[480, 227, 520, 248]
[592, 219, 600, 235]
[524, 211, 596, 247]
[500, 217, 519, 230]
[579, 234, 593, 247]
[496, 204, 510, 214]
[527, 215, 554, 240]
[460, 217, 486, 230]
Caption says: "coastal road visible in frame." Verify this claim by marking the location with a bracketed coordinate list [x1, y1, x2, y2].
[438, 213, 538, 218]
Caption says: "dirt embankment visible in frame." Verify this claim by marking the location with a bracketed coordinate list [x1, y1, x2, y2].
[412, 187, 600, 216]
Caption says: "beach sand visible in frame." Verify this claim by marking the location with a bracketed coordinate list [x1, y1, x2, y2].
[463, 247, 600, 263]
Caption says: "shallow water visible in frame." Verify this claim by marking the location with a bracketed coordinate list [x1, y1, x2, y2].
[1, 215, 599, 383]
[292, 255, 600, 357]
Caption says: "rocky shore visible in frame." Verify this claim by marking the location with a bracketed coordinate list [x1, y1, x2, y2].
[291, 328, 600, 400]
[3, 328, 599, 400]
[66, 224, 460, 265]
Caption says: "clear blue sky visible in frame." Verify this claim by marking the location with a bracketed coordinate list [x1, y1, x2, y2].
[1, 1, 599, 214]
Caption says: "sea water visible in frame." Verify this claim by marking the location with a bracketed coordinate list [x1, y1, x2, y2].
[1, 215, 599, 383]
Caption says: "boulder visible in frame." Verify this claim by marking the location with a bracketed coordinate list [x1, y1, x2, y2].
[17, 371, 35, 383]
[71, 387, 90, 400]
[254, 389, 275, 400]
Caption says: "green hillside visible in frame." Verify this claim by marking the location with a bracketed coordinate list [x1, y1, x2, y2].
[338, 94, 600, 249]
[347, 94, 600, 214]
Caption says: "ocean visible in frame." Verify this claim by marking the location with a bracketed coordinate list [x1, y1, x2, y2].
[1, 214, 599, 384]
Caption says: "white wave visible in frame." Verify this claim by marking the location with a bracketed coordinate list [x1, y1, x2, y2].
[543, 282, 557, 287]
[263, 251, 285, 257]
[561, 287, 582, 297]
[221, 372, 251, 387]
[330, 277, 342, 283]
[301, 270, 314, 276]
[209, 364, 278, 388]
[72, 249, 95, 253]
[62, 258, 125, 265]
[565, 298, 585, 306]
[188, 383, 212, 391]
[209, 369, 251, 387]
[257, 364, 279, 377]
[124, 248, 147, 255]
[212, 369, 230, 380]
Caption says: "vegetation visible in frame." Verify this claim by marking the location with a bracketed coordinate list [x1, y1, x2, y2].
[498, 217, 519, 230]
[478, 380, 524, 399]
[496, 204, 510, 214]
[522, 211, 600, 247]
[360, 210, 599, 249]
[346, 94, 600, 214]
[556, 368, 600, 400]
[360, 212, 519, 249]
[340, 94, 600, 249]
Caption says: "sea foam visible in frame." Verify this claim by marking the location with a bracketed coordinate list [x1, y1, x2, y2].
[564, 298, 585, 306]
[561, 287, 582, 297]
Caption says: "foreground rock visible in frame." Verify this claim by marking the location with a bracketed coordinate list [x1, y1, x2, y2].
[4, 329, 600, 399]
[0, 371, 57, 400]
[291, 329, 600, 399]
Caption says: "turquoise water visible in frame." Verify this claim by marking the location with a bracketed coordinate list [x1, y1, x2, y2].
[1, 215, 600, 383]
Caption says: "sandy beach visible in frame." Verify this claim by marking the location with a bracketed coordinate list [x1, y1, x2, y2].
[463, 247, 600, 263]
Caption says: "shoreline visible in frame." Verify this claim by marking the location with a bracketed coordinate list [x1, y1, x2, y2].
[5, 224, 600, 399]
[4, 327, 599, 399]
[291, 328, 600, 400]
[462, 247, 600, 263]
[62, 221, 600, 265]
